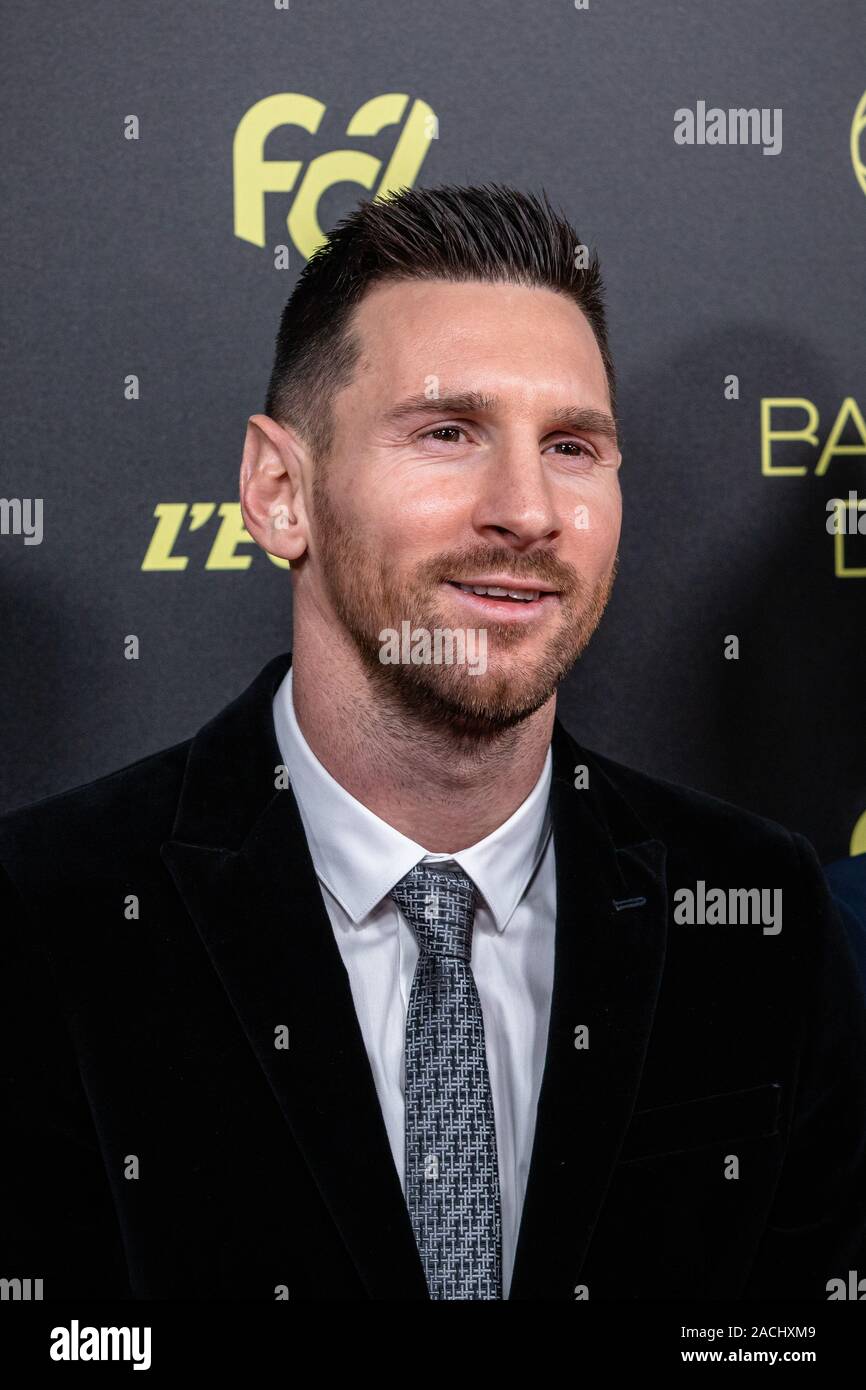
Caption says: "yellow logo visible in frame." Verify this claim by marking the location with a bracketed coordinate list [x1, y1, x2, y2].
[760, 397, 866, 577]
[141, 504, 288, 571]
[852, 90, 866, 199]
[233, 93, 437, 258]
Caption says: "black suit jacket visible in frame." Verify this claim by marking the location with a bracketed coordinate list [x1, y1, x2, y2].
[1, 651, 865, 1300]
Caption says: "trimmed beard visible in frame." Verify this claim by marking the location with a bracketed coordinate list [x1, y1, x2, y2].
[312, 468, 618, 741]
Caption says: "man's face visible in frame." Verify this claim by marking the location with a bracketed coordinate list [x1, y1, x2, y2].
[307, 277, 622, 737]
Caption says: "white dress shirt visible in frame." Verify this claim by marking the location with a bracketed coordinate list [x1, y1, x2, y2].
[272, 666, 557, 1298]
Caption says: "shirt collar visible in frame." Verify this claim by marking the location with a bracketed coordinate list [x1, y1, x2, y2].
[272, 666, 552, 932]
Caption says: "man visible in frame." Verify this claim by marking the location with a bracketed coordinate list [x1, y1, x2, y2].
[1, 185, 864, 1301]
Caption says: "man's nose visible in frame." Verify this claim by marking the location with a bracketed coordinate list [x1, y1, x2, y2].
[472, 442, 561, 547]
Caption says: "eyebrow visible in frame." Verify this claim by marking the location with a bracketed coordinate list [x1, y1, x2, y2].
[383, 391, 619, 442]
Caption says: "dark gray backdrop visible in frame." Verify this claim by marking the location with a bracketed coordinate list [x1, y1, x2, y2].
[2, 0, 864, 860]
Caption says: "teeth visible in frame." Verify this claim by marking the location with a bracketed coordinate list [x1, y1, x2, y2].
[455, 583, 541, 602]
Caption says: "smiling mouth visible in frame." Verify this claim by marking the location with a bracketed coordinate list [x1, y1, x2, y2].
[445, 580, 558, 603]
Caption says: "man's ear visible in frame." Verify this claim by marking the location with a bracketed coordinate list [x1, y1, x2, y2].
[239, 414, 310, 563]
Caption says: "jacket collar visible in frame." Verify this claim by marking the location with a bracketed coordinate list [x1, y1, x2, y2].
[161, 652, 667, 1299]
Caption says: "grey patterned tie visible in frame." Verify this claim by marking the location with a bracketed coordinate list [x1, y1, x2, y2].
[390, 861, 502, 1300]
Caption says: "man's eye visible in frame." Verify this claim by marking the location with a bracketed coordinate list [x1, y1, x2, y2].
[549, 440, 594, 459]
[419, 426, 466, 444]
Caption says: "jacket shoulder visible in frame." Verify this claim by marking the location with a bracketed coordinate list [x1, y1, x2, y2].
[0, 739, 192, 902]
[584, 742, 800, 858]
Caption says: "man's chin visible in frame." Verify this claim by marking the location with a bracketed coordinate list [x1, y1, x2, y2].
[370, 659, 557, 740]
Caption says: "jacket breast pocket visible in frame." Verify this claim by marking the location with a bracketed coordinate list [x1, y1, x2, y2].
[618, 1082, 782, 1164]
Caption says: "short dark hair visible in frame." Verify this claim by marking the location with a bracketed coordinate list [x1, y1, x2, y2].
[264, 182, 616, 462]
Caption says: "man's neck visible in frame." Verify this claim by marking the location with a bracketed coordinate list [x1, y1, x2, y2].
[290, 626, 555, 854]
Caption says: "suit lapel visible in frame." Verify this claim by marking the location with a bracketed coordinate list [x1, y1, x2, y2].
[160, 652, 429, 1299]
[508, 722, 668, 1299]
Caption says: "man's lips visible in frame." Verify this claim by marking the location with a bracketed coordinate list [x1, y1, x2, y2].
[447, 575, 559, 597]
[442, 577, 561, 620]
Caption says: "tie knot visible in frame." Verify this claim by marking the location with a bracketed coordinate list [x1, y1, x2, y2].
[390, 862, 477, 961]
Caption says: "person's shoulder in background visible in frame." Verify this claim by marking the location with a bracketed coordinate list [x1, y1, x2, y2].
[824, 853, 866, 997]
